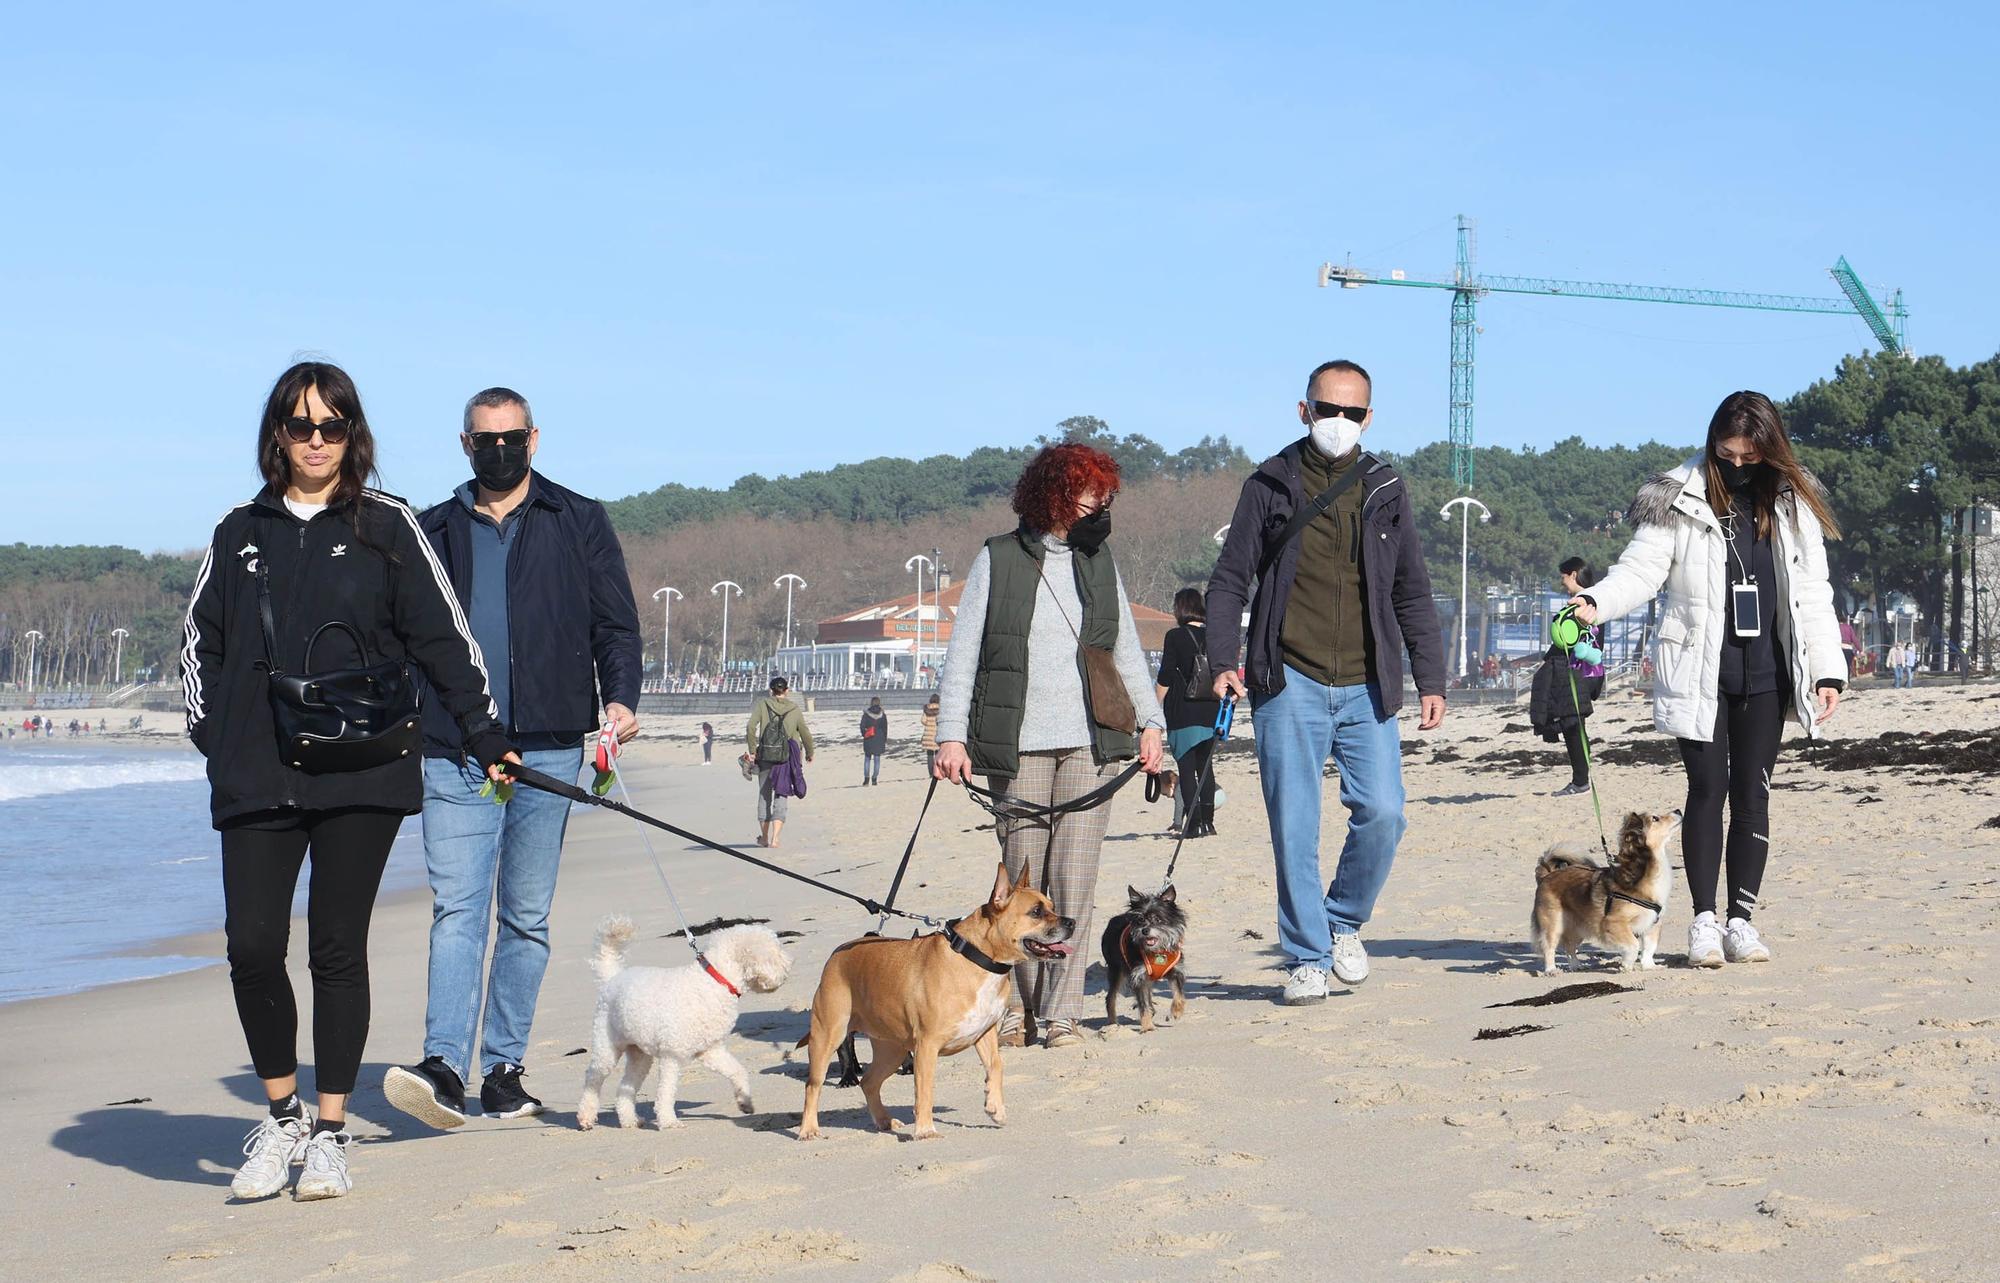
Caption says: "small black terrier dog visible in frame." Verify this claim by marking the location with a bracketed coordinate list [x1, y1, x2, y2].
[1101, 884, 1188, 1033]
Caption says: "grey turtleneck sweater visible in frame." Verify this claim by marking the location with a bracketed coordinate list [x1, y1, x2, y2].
[936, 533, 1165, 753]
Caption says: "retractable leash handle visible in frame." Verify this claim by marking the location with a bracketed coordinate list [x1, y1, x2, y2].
[1548, 609, 1613, 863]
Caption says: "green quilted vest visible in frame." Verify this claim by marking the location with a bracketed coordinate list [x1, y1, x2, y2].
[966, 528, 1137, 779]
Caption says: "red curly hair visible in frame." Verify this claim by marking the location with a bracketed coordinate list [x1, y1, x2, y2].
[1011, 443, 1121, 535]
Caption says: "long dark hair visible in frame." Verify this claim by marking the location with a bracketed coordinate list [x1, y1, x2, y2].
[1558, 556, 1596, 589]
[1173, 587, 1207, 626]
[1702, 391, 1841, 539]
[257, 362, 380, 512]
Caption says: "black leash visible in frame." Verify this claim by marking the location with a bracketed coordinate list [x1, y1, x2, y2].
[502, 762, 940, 929]
[962, 759, 1144, 824]
[874, 776, 939, 933]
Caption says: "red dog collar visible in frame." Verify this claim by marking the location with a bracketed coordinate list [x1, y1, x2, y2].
[698, 954, 740, 996]
[1121, 924, 1181, 981]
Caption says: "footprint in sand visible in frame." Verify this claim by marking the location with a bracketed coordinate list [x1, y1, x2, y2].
[905, 1157, 1000, 1186]
[887, 1265, 999, 1283]
[1121, 1229, 1233, 1258]
[708, 1181, 805, 1207]
[1654, 1219, 1784, 1253]
[681, 1228, 862, 1273]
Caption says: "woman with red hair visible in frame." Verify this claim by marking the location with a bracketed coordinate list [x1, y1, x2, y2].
[934, 443, 1166, 1050]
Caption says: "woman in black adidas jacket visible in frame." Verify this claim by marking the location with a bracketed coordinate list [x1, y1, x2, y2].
[181, 361, 516, 1202]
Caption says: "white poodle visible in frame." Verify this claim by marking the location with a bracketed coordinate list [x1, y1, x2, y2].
[577, 917, 792, 1131]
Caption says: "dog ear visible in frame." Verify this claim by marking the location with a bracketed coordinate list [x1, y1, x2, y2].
[1160, 883, 1177, 903]
[1127, 884, 1143, 903]
[1013, 861, 1033, 891]
[990, 862, 1014, 909]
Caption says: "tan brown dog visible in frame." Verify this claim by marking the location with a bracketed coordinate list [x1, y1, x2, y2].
[797, 862, 1073, 1141]
[1530, 809, 1681, 974]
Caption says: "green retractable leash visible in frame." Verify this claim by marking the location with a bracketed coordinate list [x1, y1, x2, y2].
[1550, 605, 1613, 863]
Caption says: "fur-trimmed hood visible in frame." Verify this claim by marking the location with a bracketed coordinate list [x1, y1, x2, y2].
[1626, 454, 1822, 529]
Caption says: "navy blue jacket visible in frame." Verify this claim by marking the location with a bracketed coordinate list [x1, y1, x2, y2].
[418, 471, 643, 757]
[1204, 441, 1447, 712]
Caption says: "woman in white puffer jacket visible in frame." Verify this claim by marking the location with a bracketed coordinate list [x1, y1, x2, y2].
[1573, 391, 1844, 969]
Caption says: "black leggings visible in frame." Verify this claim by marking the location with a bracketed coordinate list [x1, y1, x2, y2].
[1176, 737, 1218, 831]
[1676, 690, 1783, 921]
[221, 809, 403, 1095]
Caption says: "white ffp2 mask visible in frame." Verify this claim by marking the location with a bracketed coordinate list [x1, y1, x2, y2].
[1309, 414, 1364, 459]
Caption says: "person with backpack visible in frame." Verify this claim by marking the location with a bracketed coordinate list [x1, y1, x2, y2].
[1570, 390, 1844, 967]
[1530, 556, 1607, 797]
[1205, 359, 1448, 1005]
[1154, 587, 1220, 837]
[180, 361, 516, 1202]
[859, 696, 888, 785]
[746, 676, 814, 847]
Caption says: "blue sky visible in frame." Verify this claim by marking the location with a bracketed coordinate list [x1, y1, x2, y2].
[2, 2, 1990, 551]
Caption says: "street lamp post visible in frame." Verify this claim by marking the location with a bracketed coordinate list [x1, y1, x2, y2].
[711, 581, 743, 680]
[1438, 497, 1492, 681]
[904, 554, 934, 685]
[774, 573, 808, 650]
[652, 586, 682, 687]
[110, 627, 130, 685]
[23, 629, 43, 692]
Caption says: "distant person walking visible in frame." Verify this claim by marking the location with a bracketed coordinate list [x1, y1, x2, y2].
[934, 443, 1166, 1050]
[920, 694, 940, 778]
[859, 697, 888, 785]
[747, 676, 814, 847]
[1531, 557, 1606, 797]
[699, 720, 715, 763]
[1571, 390, 1844, 968]
[181, 361, 516, 1202]
[1205, 359, 1448, 1005]
[384, 386, 643, 1134]
[1890, 641, 1915, 688]
[1153, 587, 1220, 837]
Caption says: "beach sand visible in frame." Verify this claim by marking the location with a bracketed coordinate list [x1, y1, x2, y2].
[4, 683, 1995, 1280]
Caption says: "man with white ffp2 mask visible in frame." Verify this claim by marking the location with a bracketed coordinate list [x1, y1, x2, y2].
[1203, 359, 1449, 1006]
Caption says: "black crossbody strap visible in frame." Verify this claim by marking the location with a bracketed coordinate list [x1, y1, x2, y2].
[1260, 455, 1373, 571]
[255, 558, 283, 676]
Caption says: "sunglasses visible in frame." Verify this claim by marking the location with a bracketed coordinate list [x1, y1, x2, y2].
[466, 428, 533, 449]
[279, 416, 351, 444]
[1309, 400, 1369, 424]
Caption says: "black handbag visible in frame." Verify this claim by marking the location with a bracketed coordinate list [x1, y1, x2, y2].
[258, 560, 422, 774]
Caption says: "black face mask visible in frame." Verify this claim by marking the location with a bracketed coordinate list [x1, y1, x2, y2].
[471, 442, 531, 492]
[1067, 508, 1112, 554]
[1716, 457, 1764, 492]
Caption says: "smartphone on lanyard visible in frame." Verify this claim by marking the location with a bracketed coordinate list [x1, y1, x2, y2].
[1731, 581, 1761, 638]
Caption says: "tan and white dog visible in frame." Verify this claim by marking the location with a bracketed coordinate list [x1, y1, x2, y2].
[1530, 810, 1680, 974]
[797, 862, 1073, 1141]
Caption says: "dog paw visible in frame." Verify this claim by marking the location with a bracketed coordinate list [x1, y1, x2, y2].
[736, 1096, 756, 1115]
[874, 1116, 901, 1134]
[658, 1116, 687, 1130]
[577, 1113, 596, 1131]
[615, 1112, 639, 1130]
[797, 1125, 821, 1142]
[985, 1106, 1006, 1126]
[911, 1125, 940, 1141]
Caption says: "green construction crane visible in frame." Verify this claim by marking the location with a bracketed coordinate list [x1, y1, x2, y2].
[1318, 215, 1909, 489]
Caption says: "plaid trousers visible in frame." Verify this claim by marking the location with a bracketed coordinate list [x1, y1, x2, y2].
[993, 748, 1119, 1023]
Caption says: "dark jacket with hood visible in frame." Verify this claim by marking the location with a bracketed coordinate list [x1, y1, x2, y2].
[1204, 441, 1448, 711]
[181, 487, 513, 828]
[415, 471, 643, 758]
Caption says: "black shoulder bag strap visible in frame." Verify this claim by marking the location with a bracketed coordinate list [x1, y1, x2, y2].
[255, 558, 284, 676]
[1258, 454, 1373, 573]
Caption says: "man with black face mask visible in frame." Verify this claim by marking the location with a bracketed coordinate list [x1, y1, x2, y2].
[384, 387, 644, 1131]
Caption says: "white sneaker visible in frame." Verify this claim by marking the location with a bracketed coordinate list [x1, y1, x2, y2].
[292, 1130, 353, 1201]
[1282, 964, 1328, 1005]
[1330, 933, 1370, 986]
[231, 1113, 311, 1200]
[1723, 918, 1771, 963]
[1687, 912, 1724, 968]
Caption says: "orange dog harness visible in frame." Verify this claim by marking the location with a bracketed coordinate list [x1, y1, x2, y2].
[1120, 924, 1181, 981]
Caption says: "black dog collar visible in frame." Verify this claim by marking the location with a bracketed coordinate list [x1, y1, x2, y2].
[943, 918, 1011, 975]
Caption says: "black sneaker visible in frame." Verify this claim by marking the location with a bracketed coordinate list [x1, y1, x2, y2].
[383, 1056, 468, 1130]
[480, 1063, 543, 1119]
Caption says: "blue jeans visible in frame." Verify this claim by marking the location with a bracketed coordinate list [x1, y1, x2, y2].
[420, 747, 584, 1082]
[863, 752, 882, 783]
[1251, 666, 1407, 968]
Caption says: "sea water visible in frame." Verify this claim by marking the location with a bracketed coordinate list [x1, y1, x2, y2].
[0, 741, 427, 1002]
